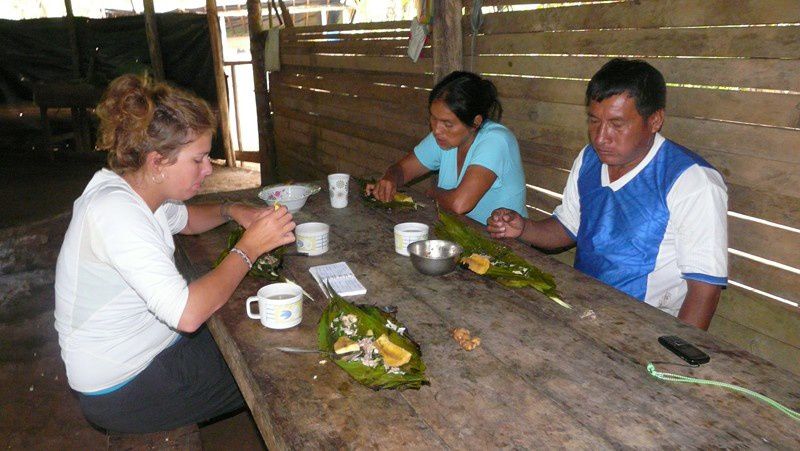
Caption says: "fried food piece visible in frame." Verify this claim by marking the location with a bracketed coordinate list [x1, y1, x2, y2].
[460, 254, 491, 275]
[452, 327, 471, 342]
[451, 328, 481, 351]
[333, 336, 359, 354]
[375, 334, 412, 367]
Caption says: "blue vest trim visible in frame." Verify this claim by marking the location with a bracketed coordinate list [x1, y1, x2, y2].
[682, 273, 728, 286]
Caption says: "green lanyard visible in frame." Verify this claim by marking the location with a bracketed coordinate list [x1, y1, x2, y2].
[647, 363, 800, 422]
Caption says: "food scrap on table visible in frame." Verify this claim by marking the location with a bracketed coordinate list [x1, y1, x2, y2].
[452, 327, 481, 351]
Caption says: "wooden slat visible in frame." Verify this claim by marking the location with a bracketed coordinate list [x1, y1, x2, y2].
[282, 40, 414, 56]
[282, 54, 432, 75]
[712, 285, 800, 372]
[287, 31, 414, 41]
[272, 106, 421, 153]
[489, 76, 800, 129]
[729, 254, 800, 305]
[276, 66, 432, 90]
[522, 162, 570, 195]
[271, 86, 428, 140]
[525, 188, 561, 214]
[273, 69, 431, 106]
[273, 82, 425, 122]
[283, 20, 411, 34]
[729, 216, 800, 269]
[474, 55, 800, 91]
[474, 27, 800, 59]
[709, 315, 800, 376]
[727, 183, 800, 227]
[476, 0, 800, 33]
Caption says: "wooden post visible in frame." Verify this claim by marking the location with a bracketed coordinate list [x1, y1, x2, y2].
[432, 0, 463, 82]
[248, 0, 279, 185]
[206, 0, 236, 167]
[143, 0, 166, 80]
[64, 0, 81, 79]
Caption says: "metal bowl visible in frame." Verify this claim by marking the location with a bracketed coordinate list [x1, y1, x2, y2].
[407, 240, 463, 276]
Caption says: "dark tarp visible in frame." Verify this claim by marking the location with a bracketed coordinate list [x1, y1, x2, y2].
[0, 13, 222, 157]
[0, 13, 215, 104]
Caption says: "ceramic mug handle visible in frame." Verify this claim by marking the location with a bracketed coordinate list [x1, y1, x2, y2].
[246, 296, 260, 319]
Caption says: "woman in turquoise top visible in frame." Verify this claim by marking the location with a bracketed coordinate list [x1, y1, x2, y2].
[365, 71, 527, 224]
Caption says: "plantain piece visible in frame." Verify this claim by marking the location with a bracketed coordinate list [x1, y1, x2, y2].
[461, 253, 491, 275]
[334, 336, 360, 354]
[375, 334, 412, 367]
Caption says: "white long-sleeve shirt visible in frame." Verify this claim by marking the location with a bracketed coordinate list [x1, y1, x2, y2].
[55, 169, 189, 393]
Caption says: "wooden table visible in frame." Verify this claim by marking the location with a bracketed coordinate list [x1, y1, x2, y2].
[176, 189, 800, 449]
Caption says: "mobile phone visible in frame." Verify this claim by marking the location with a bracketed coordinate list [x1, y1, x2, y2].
[658, 335, 710, 365]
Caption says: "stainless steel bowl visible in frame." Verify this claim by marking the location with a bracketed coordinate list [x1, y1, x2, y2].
[407, 240, 463, 276]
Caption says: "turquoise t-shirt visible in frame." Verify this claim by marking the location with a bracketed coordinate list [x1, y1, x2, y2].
[413, 120, 528, 224]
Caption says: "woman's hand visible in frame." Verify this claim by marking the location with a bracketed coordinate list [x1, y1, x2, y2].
[365, 177, 397, 203]
[226, 202, 268, 229]
[487, 208, 526, 239]
[237, 206, 296, 258]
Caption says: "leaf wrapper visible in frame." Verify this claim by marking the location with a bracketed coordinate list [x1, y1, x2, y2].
[434, 211, 571, 309]
[215, 226, 286, 280]
[318, 292, 429, 390]
[355, 177, 424, 211]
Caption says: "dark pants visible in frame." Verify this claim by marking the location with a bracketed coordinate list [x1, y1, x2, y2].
[77, 326, 245, 434]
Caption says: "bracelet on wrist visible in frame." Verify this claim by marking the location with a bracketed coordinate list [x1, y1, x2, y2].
[220, 201, 234, 222]
[229, 247, 252, 270]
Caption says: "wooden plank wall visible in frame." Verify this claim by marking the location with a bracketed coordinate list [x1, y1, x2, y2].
[469, 0, 800, 374]
[271, 21, 434, 181]
[273, 0, 799, 374]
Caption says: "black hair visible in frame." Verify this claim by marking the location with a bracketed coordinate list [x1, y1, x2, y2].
[428, 71, 502, 129]
[585, 58, 666, 119]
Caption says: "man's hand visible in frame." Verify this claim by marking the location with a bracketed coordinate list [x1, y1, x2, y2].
[487, 208, 526, 239]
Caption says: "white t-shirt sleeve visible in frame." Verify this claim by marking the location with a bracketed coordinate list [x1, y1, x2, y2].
[87, 192, 189, 328]
[552, 148, 585, 239]
[667, 165, 728, 285]
[159, 200, 189, 234]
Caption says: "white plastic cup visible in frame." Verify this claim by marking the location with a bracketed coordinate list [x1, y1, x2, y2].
[394, 222, 429, 256]
[246, 283, 303, 329]
[295, 222, 330, 256]
[328, 173, 350, 208]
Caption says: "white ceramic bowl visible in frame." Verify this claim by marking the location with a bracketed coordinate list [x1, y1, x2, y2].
[258, 184, 320, 213]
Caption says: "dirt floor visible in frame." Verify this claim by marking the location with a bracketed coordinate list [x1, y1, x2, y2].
[0, 150, 267, 450]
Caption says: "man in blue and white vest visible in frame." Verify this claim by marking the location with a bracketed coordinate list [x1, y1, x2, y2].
[487, 58, 728, 330]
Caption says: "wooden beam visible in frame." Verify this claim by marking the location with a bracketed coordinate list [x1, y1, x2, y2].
[206, 0, 236, 167]
[432, 0, 463, 82]
[143, 0, 165, 80]
[277, 0, 294, 27]
[63, 0, 81, 78]
[248, 0, 279, 184]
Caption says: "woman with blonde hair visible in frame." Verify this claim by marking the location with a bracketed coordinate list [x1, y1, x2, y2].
[54, 74, 294, 433]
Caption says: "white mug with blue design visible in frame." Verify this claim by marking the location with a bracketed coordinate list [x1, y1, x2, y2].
[246, 283, 303, 329]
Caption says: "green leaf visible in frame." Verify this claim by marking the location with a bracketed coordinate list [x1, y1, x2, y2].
[435, 210, 570, 309]
[317, 291, 429, 390]
[353, 176, 425, 211]
[215, 226, 286, 280]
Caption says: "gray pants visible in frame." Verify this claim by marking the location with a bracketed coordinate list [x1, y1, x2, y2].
[77, 326, 245, 433]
